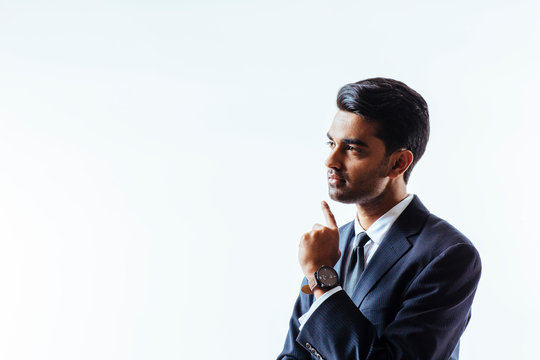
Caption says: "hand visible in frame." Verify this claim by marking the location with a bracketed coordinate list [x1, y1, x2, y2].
[298, 201, 342, 277]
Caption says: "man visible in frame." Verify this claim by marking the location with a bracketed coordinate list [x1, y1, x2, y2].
[278, 78, 481, 360]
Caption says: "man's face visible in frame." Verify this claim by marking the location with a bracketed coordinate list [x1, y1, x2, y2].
[326, 110, 391, 204]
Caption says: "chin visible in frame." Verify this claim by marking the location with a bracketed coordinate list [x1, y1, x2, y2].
[328, 188, 359, 204]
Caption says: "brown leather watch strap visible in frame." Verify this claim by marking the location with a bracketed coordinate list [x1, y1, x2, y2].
[301, 274, 318, 294]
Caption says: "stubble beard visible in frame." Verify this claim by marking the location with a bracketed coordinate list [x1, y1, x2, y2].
[328, 186, 360, 204]
[328, 182, 377, 205]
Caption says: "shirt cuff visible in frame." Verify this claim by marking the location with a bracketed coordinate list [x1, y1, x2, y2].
[298, 286, 342, 331]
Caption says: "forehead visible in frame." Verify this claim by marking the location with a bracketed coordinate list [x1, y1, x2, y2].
[328, 110, 378, 140]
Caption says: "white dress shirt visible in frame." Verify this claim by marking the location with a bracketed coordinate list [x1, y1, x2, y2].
[298, 194, 414, 330]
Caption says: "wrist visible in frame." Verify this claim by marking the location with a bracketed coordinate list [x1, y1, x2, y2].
[313, 287, 328, 299]
[302, 265, 320, 278]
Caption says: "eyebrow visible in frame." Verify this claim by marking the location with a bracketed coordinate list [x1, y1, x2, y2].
[327, 133, 369, 148]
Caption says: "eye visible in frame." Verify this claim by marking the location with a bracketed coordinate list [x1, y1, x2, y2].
[346, 145, 361, 152]
[326, 140, 335, 148]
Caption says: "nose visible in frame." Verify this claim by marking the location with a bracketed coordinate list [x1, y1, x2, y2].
[325, 146, 342, 170]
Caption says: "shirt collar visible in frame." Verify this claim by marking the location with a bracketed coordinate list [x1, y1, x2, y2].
[354, 194, 415, 245]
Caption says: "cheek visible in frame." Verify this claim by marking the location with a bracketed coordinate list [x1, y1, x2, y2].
[347, 162, 389, 187]
[347, 170, 373, 186]
[377, 161, 390, 177]
[348, 160, 382, 179]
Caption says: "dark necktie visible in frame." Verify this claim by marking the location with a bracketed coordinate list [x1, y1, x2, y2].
[344, 232, 370, 296]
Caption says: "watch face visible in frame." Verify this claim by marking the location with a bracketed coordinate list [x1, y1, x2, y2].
[317, 267, 338, 287]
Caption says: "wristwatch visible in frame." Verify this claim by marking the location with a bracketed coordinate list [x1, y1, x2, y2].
[301, 265, 339, 294]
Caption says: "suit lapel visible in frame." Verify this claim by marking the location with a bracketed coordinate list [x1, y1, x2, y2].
[350, 227, 411, 307]
[350, 195, 430, 307]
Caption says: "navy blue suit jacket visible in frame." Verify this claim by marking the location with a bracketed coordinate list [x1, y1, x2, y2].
[278, 196, 481, 360]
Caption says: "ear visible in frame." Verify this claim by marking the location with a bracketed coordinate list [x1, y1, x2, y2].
[388, 149, 414, 179]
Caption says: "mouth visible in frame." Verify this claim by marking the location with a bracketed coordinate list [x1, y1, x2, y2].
[328, 174, 346, 186]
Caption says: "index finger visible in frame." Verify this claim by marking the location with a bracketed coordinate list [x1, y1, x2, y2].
[321, 201, 338, 229]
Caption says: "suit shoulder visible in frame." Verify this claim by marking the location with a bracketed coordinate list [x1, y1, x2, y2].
[423, 213, 471, 242]
[408, 213, 482, 282]
[417, 213, 479, 258]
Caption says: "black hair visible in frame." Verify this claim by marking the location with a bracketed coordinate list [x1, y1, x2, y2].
[336, 77, 430, 183]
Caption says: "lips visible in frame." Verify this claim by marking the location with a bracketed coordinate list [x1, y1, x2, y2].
[328, 173, 346, 185]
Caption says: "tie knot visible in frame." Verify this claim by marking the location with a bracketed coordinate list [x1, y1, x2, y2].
[355, 232, 370, 248]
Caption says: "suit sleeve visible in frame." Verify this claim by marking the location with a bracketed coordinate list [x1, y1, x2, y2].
[294, 243, 482, 360]
[277, 277, 315, 360]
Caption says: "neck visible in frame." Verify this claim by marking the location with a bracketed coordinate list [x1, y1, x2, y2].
[356, 184, 408, 230]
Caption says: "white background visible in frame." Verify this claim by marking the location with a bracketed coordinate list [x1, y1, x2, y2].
[1, 0, 539, 359]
